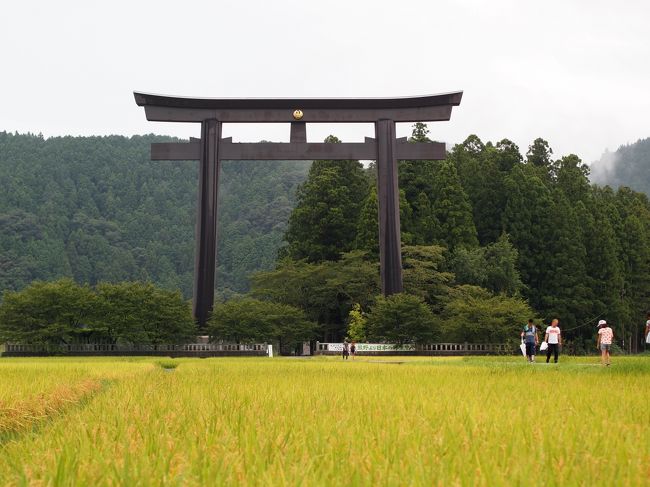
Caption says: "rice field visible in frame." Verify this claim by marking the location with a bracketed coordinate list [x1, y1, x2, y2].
[0, 355, 649, 486]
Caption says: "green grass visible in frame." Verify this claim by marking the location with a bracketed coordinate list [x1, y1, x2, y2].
[0, 356, 648, 485]
[156, 359, 180, 370]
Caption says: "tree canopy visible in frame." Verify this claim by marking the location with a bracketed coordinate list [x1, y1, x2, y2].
[3, 127, 650, 350]
[0, 279, 194, 345]
[207, 298, 316, 349]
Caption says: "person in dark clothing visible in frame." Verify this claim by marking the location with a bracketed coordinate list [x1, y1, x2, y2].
[520, 319, 539, 362]
[342, 341, 349, 360]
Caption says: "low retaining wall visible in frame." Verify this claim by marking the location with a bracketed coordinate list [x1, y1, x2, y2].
[2, 343, 268, 358]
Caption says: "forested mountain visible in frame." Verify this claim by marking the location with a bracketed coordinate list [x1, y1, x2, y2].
[0, 132, 309, 297]
[590, 137, 650, 195]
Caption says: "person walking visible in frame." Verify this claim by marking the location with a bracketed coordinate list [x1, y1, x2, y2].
[350, 341, 357, 360]
[596, 319, 614, 366]
[544, 318, 562, 363]
[520, 319, 539, 362]
[342, 340, 350, 360]
[645, 312, 650, 348]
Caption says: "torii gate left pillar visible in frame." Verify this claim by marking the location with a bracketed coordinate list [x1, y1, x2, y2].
[194, 120, 221, 326]
[134, 91, 463, 327]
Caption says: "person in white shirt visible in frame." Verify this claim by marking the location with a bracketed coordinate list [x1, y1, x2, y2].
[544, 318, 562, 363]
[596, 319, 614, 366]
[645, 312, 650, 348]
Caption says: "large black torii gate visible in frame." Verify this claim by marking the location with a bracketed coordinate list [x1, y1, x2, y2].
[134, 91, 463, 326]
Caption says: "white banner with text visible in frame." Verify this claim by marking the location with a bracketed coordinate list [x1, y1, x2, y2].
[324, 343, 416, 352]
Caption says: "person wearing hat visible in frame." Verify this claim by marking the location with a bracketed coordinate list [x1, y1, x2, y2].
[596, 319, 614, 366]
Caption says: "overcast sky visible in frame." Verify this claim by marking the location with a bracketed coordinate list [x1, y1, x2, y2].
[1, 0, 648, 164]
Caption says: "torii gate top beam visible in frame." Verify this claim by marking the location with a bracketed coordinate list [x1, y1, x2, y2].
[133, 91, 463, 123]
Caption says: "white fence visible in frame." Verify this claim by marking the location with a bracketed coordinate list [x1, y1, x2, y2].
[3, 343, 268, 356]
[316, 342, 510, 355]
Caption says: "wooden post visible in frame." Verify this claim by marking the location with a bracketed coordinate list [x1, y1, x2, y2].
[290, 122, 306, 143]
[193, 119, 221, 327]
[375, 119, 403, 295]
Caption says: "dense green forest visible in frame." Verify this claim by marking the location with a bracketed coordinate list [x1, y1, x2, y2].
[2, 128, 650, 351]
[590, 137, 650, 195]
[0, 132, 309, 297]
[247, 125, 650, 350]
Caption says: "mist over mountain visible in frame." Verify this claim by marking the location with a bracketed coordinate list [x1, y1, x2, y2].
[590, 138, 650, 195]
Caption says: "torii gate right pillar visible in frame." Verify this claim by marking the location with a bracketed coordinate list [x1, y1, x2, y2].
[375, 119, 403, 295]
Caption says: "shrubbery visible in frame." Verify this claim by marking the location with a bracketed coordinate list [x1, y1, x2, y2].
[0, 255, 537, 347]
[0, 279, 194, 345]
[366, 293, 438, 344]
[207, 298, 316, 350]
[440, 285, 532, 344]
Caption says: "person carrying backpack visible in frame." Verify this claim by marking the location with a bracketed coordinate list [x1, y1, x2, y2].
[520, 319, 539, 362]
